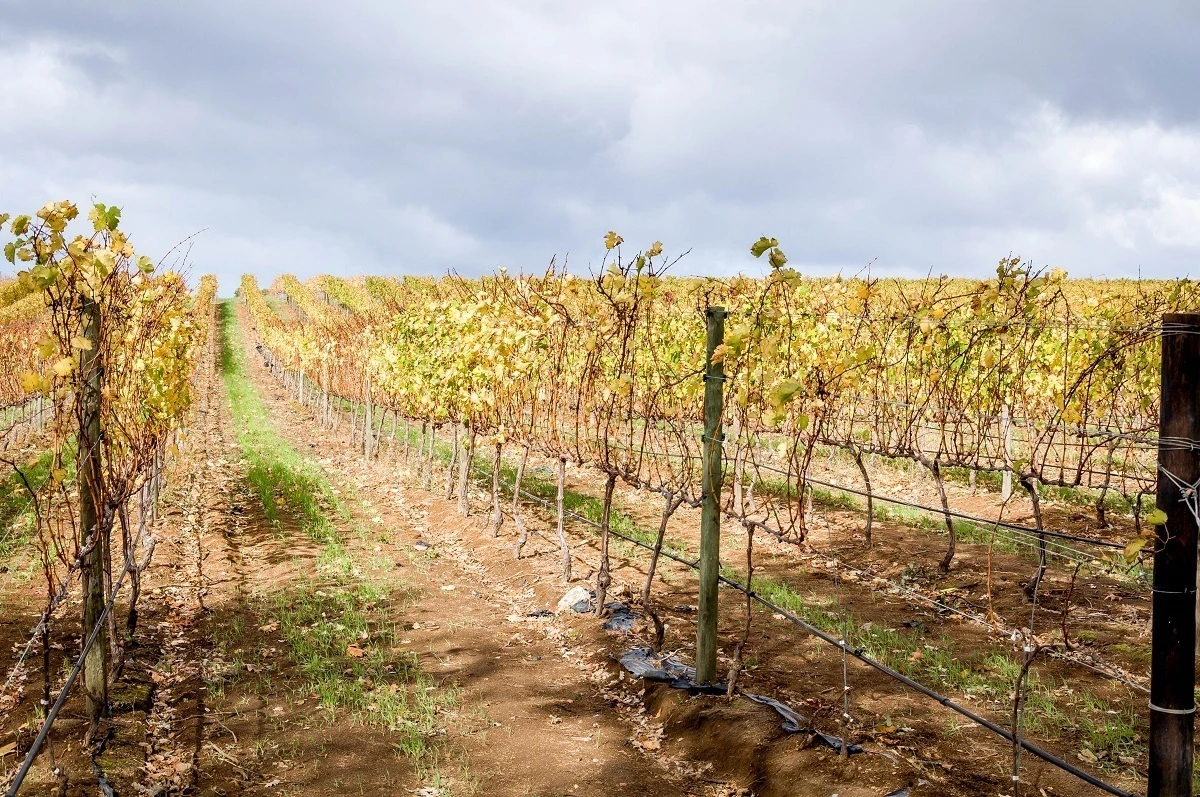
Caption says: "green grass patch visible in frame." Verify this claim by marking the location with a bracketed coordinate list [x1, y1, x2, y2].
[219, 301, 345, 544]
[217, 300, 460, 782]
[0, 447, 58, 562]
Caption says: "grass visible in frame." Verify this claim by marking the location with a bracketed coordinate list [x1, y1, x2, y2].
[217, 300, 461, 784]
[270, 579, 457, 773]
[0, 447, 59, 563]
[220, 301, 345, 544]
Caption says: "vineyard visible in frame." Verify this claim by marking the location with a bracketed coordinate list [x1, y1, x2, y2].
[1, 210, 1199, 796]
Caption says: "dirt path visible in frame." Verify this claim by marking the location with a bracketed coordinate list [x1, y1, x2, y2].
[233, 302, 712, 796]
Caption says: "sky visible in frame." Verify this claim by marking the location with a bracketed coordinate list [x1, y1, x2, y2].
[0, 1, 1197, 293]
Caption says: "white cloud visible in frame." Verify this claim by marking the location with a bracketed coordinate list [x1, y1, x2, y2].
[0, 1, 1198, 293]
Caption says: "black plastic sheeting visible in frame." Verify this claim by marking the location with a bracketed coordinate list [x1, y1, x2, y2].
[620, 647, 863, 756]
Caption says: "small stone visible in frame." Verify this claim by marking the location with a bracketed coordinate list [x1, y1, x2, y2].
[557, 585, 595, 613]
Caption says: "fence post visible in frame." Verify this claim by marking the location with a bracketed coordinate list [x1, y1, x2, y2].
[1149, 312, 1200, 796]
[696, 306, 726, 684]
[79, 292, 108, 725]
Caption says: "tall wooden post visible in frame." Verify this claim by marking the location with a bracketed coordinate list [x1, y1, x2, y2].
[1149, 312, 1200, 796]
[79, 293, 108, 725]
[696, 306, 725, 684]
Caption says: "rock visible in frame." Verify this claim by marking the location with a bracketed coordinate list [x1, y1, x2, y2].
[557, 585, 595, 614]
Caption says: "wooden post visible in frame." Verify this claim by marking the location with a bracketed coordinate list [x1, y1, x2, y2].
[1149, 312, 1200, 796]
[696, 306, 725, 684]
[79, 293, 108, 725]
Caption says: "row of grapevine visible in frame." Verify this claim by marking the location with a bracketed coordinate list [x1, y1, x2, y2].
[243, 241, 1194, 563]
[0, 199, 216, 763]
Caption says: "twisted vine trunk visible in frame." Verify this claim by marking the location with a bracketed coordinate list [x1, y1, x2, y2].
[422, 423, 433, 490]
[445, 424, 459, 500]
[488, 442, 503, 535]
[457, 427, 476, 516]
[926, 459, 955, 573]
[402, 418, 410, 464]
[1021, 475, 1047, 600]
[512, 446, 530, 559]
[727, 518, 754, 697]
[642, 490, 683, 651]
[557, 457, 571, 582]
[854, 447, 873, 546]
[595, 473, 617, 617]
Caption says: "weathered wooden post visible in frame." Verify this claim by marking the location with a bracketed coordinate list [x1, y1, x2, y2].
[696, 306, 726, 684]
[79, 292, 108, 725]
[1149, 312, 1200, 796]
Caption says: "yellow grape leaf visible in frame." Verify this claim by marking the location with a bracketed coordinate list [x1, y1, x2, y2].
[1145, 508, 1168, 526]
[604, 231, 623, 250]
[51, 468, 68, 484]
[1123, 536, 1148, 562]
[750, 237, 779, 258]
[647, 241, 663, 257]
[20, 371, 41, 392]
[70, 335, 93, 351]
[52, 357, 75, 377]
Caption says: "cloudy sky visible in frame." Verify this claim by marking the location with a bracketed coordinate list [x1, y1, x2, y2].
[0, 1, 1197, 292]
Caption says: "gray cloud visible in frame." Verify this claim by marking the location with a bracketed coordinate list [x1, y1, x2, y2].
[0, 0, 1197, 294]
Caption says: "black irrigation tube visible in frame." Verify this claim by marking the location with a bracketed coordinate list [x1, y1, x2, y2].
[468, 460, 1140, 797]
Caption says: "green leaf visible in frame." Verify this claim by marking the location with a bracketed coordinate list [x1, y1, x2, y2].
[3, 242, 15, 264]
[768, 248, 788, 269]
[105, 205, 122, 231]
[750, 236, 779, 258]
[1145, 508, 1168, 526]
[1124, 536, 1149, 563]
[11, 215, 30, 235]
